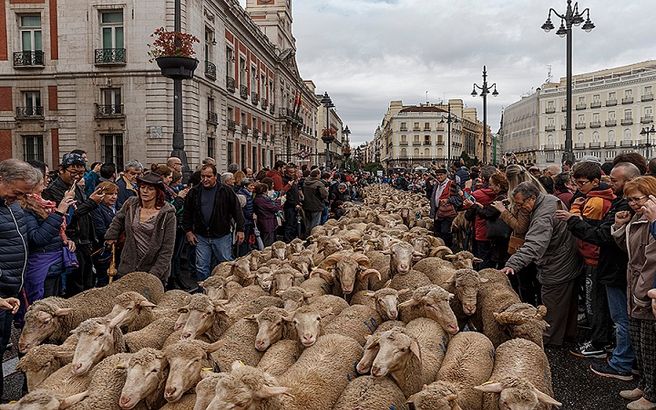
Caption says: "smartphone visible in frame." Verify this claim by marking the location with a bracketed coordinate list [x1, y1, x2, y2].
[464, 191, 476, 202]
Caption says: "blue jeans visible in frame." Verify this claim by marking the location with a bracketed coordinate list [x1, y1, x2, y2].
[195, 233, 233, 281]
[607, 285, 634, 373]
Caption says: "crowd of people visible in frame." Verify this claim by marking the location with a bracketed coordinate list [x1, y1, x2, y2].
[389, 155, 656, 410]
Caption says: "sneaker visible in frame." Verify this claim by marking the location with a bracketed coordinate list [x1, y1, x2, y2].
[621, 388, 644, 400]
[570, 341, 607, 359]
[627, 397, 656, 410]
[590, 362, 633, 381]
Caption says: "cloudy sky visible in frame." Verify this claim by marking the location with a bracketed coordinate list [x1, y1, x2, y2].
[243, 0, 655, 146]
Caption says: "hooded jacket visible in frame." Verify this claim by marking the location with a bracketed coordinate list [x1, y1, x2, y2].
[469, 187, 497, 241]
[0, 198, 28, 298]
[569, 184, 616, 266]
[302, 177, 328, 212]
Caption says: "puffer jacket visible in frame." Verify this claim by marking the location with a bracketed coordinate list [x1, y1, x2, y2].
[612, 214, 656, 320]
[24, 210, 64, 253]
[569, 184, 615, 266]
[0, 198, 28, 298]
[469, 187, 497, 241]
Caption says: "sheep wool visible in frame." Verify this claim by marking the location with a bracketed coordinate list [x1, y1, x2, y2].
[333, 375, 408, 410]
[323, 305, 382, 346]
[256, 339, 302, 377]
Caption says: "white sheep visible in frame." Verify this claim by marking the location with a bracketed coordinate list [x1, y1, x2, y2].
[398, 285, 460, 335]
[0, 390, 88, 410]
[322, 304, 382, 346]
[17, 335, 77, 391]
[350, 286, 410, 321]
[333, 375, 408, 410]
[116, 347, 168, 409]
[163, 340, 221, 403]
[256, 339, 302, 377]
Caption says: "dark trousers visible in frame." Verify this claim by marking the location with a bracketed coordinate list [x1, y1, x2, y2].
[542, 278, 579, 346]
[583, 264, 613, 347]
[67, 244, 94, 296]
[283, 207, 299, 242]
[434, 217, 454, 248]
[517, 263, 542, 306]
[261, 231, 276, 248]
[629, 318, 656, 402]
[0, 310, 13, 400]
[474, 240, 493, 268]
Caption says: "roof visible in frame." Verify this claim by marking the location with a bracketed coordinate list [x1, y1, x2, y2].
[398, 106, 447, 114]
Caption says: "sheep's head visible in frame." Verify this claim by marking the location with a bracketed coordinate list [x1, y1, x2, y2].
[290, 251, 314, 277]
[288, 239, 305, 255]
[118, 348, 168, 410]
[271, 241, 287, 260]
[207, 361, 290, 410]
[246, 307, 293, 352]
[322, 237, 344, 256]
[277, 287, 314, 311]
[231, 257, 254, 282]
[385, 242, 423, 274]
[289, 305, 332, 348]
[17, 344, 74, 391]
[443, 251, 482, 269]
[321, 252, 377, 295]
[201, 276, 239, 301]
[163, 340, 221, 403]
[71, 316, 124, 376]
[19, 301, 73, 352]
[177, 294, 227, 340]
[0, 390, 88, 410]
[368, 327, 421, 378]
[407, 381, 462, 410]
[271, 268, 305, 294]
[357, 334, 381, 374]
[447, 269, 489, 316]
[255, 267, 275, 292]
[399, 286, 459, 335]
[249, 250, 262, 271]
[194, 371, 222, 410]
[494, 304, 549, 349]
[474, 377, 562, 409]
[362, 288, 409, 321]
[106, 292, 156, 329]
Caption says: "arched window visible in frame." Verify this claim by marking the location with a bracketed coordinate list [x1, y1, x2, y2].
[400, 148, 407, 157]
[437, 148, 443, 159]
[608, 130, 615, 142]
[624, 128, 631, 141]
[592, 131, 599, 143]
[424, 148, 430, 157]
[414, 148, 419, 156]
[547, 134, 554, 146]
[577, 132, 584, 143]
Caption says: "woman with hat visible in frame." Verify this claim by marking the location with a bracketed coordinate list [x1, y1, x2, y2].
[104, 172, 176, 285]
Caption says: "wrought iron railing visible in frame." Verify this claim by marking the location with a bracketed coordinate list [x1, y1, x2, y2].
[94, 48, 126, 65]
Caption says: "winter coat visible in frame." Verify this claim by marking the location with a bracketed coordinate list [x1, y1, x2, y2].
[569, 184, 616, 266]
[468, 187, 497, 242]
[23, 210, 64, 253]
[567, 197, 630, 289]
[104, 197, 176, 283]
[612, 214, 656, 320]
[237, 187, 255, 224]
[116, 175, 137, 211]
[182, 182, 245, 238]
[302, 177, 329, 212]
[42, 177, 98, 245]
[91, 203, 116, 243]
[253, 194, 281, 234]
[283, 176, 301, 209]
[429, 179, 463, 219]
[0, 198, 28, 298]
[505, 193, 582, 285]
[266, 170, 285, 192]
[555, 189, 574, 208]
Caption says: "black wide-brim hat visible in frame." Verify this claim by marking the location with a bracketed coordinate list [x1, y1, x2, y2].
[136, 172, 165, 189]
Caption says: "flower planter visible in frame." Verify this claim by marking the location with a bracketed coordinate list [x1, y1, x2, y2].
[156, 56, 198, 80]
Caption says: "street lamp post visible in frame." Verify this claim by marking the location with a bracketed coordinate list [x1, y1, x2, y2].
[170, 0, 190, 175]
[439, 103, 458, 163]
[471, 66, 499, 165]
[541, 0, 595, 164]
[320, 92, 335, 169]
[641, 125, 655, 160]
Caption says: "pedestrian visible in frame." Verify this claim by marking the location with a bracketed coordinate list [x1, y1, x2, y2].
[83, 161, 102, 196]
[182, 164, 244, 281]
[430, 168, 462, 248]
[476, 172, 511, 269]
[42, 153, 104, 296]
[464, 166, 497, 266]
[330, 183, 351, 220]
[99, 163, 117, 183]
[611, 176, 656, 410]
[221, 172, 235, 188]
[90, 181, 119, 286]
[0, 159, 42, 400]
[554, 173, 575, 207]
[266, 160, 287, 192]
[501, 182, 582, 346]
[253, 182, 282, 247]
[116, 160, 143, 210]
[282, 164, 302, 242]
[302, 168, 328, 235]
[104, 173, 176, 286]
[167, 156, 183, 175]
[236, 178, 255, 256]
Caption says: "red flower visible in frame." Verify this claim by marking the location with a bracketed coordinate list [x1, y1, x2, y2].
[148, 27, 200, 61]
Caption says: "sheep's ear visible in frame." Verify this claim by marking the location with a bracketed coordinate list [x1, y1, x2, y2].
[409, 340, 422, 362]
[59, 390, 89, 409]
[444, 274, 456, 286]
[0, 403, 14, 410]
[448, 293, 455, 301]
[54, 308, 73, 317]
[397, 288, 411, 297]
[398, 299, 419, 309]
[54, 349, 75, 360]
[115, 357, 129, 369]
[534, 388, 562, 407]
[244, 314, 258, 321]
[138, 300, 156, 309]
[255, 385, 291, 399]
[380, 249, 392, 255]
[205, 340, 224, 353]
[384, 279, 392, 288]
[473, 382, 504, 393]
[443, 254, 457, 261]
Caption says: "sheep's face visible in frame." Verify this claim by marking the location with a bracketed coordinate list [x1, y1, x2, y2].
[356, 335, 380, 374]
[390, 243, 416, 274]
[231, 258, 252, 281]
[207, 363, 289, 410]
[475, 378, 561, 410]
[17, 347, 67, 391]
[452, 270, 487, 316]
[370, 330, 420, 378]
[410, 237, 431, 256]
[421, 292, 459, 335]
[252, 308, 290, 352]
[272, 244, 286, 260]
[179, 304, 222, 341]
[0, 391, 85, 410]
[291, 258, 312, 277]
[406, 382, 460, 410]
[19, 308, 68, 353]
[119, 353, 168, 409]
[107, 294, 155, 329]
[333, 259, 360, 295]
[71, 319, 118, 376]
[375, 293, 401, 321]
[508, 322, 548, 349]
[445, 251, 482, 270]
[165, 352, 205, 402]
[323, 239, 343, 256]
[292, 310, 323, 347]
[289, 241, 304, 255]
[255, 269, 274, 292]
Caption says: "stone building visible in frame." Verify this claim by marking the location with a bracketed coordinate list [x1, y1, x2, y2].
[0, 0, 319, 171]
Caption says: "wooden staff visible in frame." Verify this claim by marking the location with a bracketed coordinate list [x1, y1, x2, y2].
[107, 243, 117, 284]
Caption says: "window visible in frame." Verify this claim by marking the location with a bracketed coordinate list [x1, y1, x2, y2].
[413, 135, 420, 143]
[261, 148, 266, 168]
[577, 114, 585, 123]
[21, 91, 41, 116]
[608, 111, 616, 120]
[424, 148, 429, 157]
[645, 107, 653, 117]
[592, 94, 600, 103]
[608, 130, 615, 142]
[400, 148, 407, 157]
[240, 112, 246, 126]
[577, 132, 583, 142]
[250, 66, 257, 93]
[227, 106, 233, 122]
[100, 88, 122, 115]
[437, 148, 443, 158]
[101, 133, 124, 170]
[645, 86, 652, 95]
[592, 131, 599, 142]
[260, 74, 265, 97]
[20, 15, 42, 52]
[240, 144, 246, 167]
[100, 11, 123, 50]
[548, 117, 555, 126]
[609, 92, 616, 99]
[424, 135, 430, 144]
[204, 28, 214, 62]
[437, 135, 443, 144]
[400, 135, 406, 143]
[208, 134, 215, 159]
[547, 101, 554, 109]
[239, 56, 246, 85]
[269, 80, 274, 102]
[624, 129, 631, 141]
[208, 97, 215, 114]
[625, 89, 632, 98]
[413, 122, 420, 130]
[252, 146, 257, 170]
[400, 122, 407, 131]
[624, 109, 632, 120]
[414, 148, 419, 156]
[226, 47, 234, 77]
[227, 141, 234, 164]
[424, 122, 430, 130]
[22, 135, 43, 162]
[578, 96, 585, 104]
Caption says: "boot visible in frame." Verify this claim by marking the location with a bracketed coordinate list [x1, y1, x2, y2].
[627, 398, 656, 410]
[621, 388, 644, 400]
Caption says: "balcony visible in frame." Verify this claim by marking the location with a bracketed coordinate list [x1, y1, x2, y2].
[545, 125, 556, 132]
[240, 85, 248, 99]
[545, 107, 556, 114]
[15, 106, 43, 120]
[436, 140, 444, 146]
[590, 101, 602, 109]
[412, 141, 421, 146]
[399, 142, 408, 146]
[620, 140, 633, 147]
[269, 104, 275, 115]
[94, 48, 126, 65]
[423, 127, 431, 131]
[262, 131, 268, 141]
[622, 97, 634, 104]
[412, 127, 420, 131]
[574, 143, 586, 149]
[542, 144, 562, 151]
[253, 129, 259, 139]
[227, 120, 236, 131]
[576, 103, 587, 110]
[423, 141, 431, 145]
[642, 94, 654, 102]
[575, 123, 586, 129]
[207, 112, 218, 125]
[589, 121, 602, 128]
[621, 118, 634, 126]
[95, 104, 124, 119]
[589, 142, 601, 149]
[13, 50, 44, 67]
[641, 116, 654, 124]
[241, 124, 249, 134]
[606, 99, 618, 106]
[261, 98, 268, 110]
[204, 61, 216, 81]
[399, 127, 408, 131]
[226, 76, 236, 93]
[604, 141, 616, 148]
[605, 119, 617, 127]
[251, 92, 259, 105]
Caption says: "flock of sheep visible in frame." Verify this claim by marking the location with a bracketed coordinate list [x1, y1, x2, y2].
[5, 185, 562, 410]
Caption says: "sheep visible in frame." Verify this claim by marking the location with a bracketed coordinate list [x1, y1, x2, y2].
[277, 286, 315, 310]
[209, 318, 263, 370]
[210, 257, 252, 284]
[249, 307, 295, 352]
[271, 240, 287, 259]
[224, 284, 268, 306]
[474, 338, 561, 410]
[286, 298, 347, 348]
[287, 238, 306, 255]
[17, 335, 77, 391]
[0, 390, 88, 410]
[199, 275, 243, 301]
[319, 251, 380, 298]
[470, 276, 525, 347]
[299, 268, 333, 296]
[412, 255, 457, 283]
[322, 304, 382, 346]
[405, 318, 449, 386]
[256, 339, 302, 377]
[407, 331, 495, 410]
[398, 285, 460, 335]
[350, 287, 410, 321]
[177, 293, 230, 341]
[193, 371, 222, 410]
[270, 267, 305, 295]
[124, 316, 177, 352]
[384, 241, 424, 277]
[69, 316, 126, 376]
[163, 340, 221, 403]
[116, 348, 168, 410]
[104, 291, 157, 333]
[492, 303, 549, 348]
[26, 363, 95, 404]
[159, 394, 197, 410]
[66, 353, 133, 410]
[19, 271, 164, 352]
[388, 269, 433, 303]
[223, 295, 284, 322]
[333, 375, 408, 410]
[254, 266, 275, 292]
[288, 250, 314, 277]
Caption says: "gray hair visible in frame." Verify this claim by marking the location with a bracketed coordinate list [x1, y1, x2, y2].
[481, 165, 497, 182]
[0, 159, 42, 187]
[512, 181, 541, 200]
[221, 172, 234, 183]
[227, 163, 239, 173]
[613, 162, 641, 179]
[124, 160, 143, 172]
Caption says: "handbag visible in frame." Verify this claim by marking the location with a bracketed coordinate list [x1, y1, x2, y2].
[62, 246, 79, 269]
[507, 235, 525, 255]
[486, 217, 511, 240]
[436, 202, 457, 219]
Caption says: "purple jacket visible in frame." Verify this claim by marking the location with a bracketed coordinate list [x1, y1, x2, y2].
[253, 195, 281, 234]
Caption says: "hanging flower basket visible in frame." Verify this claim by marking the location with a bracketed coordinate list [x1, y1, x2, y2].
[148, 27, 200, 80]
[156, 56, 198, 79]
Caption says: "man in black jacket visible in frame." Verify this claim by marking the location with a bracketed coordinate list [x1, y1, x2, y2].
[182, 164, 245, 281]
[282, 163, 302, 242]
[556, 161, 641, 380]
[43, 153, 104, 295]
[0, 159, 41, 399]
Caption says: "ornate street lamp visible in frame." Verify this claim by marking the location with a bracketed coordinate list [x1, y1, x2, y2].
[320, 92, 335, 169]
[640, 125, 655, 160]
[471, 66, 499, 165]
[439, 103, 459, 163]
[542, 0, 595, 164]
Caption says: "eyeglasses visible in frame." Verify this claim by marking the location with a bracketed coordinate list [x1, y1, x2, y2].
[514, 196, 535, 207]
[574, 179, 592, 187]
[626, 195, 648, 204]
